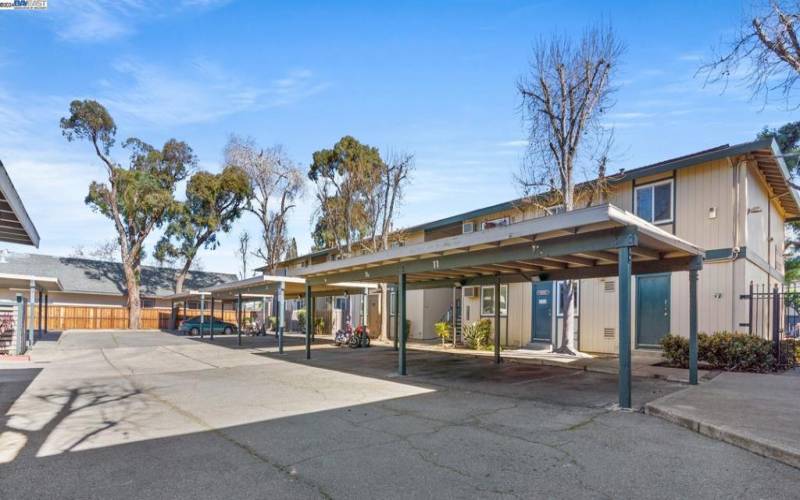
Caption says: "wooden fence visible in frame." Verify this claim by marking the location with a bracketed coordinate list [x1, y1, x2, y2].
[32, 306, 240, 331]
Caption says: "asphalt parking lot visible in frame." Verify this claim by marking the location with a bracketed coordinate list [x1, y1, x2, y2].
[1, 330, 798, 499]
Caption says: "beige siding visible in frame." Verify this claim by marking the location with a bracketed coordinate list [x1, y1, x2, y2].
[675, 159, 735, 250]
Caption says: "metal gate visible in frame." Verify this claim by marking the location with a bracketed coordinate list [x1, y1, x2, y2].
[740, 281, 798, 367]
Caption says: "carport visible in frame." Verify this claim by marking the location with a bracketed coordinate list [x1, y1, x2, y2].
[173, 275, 377, 353]
[295, 204, 705, 409]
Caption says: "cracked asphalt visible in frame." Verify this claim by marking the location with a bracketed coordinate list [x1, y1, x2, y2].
[1, 330, 799, 499]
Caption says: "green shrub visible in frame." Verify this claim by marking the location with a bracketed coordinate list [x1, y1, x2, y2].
[659, 331, 797, 373]
[463, 319, 493, 350]
[297, 309, 306, 333]
[314, 317, 325, 337]
[435, 321, 451, 346]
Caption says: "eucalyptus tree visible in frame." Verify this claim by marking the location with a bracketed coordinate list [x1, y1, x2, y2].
[155, 166, 252, 293]
[517, 25, 623, 354]
[60, 99, 195, 328]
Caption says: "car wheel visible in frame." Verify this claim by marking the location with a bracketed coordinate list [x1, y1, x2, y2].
[223, 326, 233, 335]
[190, 327, 199, 336]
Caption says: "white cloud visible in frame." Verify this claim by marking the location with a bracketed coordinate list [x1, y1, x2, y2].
[497, 139, 528, 147]
[102, 59, 329, 126]
[51, 0, 232, 43]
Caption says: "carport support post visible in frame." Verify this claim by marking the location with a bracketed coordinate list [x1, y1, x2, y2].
[277, 280, 285, 354]
[398, 271, 407, 375]
[210, 296, 215, 341]
[237, 292, 242, 346]
[494, 276, 501, 364]
[44, 293, 48, 334]
[28, 280, 35, 347]
[199, 293, 205, 338]
[37, 289, 43, 339]
[689, 258, 701, 385]
[391, 285, 398, 351]
[618, 246, 632, 410]
[305, 285, 312, 359]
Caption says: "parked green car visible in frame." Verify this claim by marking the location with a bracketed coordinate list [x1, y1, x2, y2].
[178, 316, 236, 336]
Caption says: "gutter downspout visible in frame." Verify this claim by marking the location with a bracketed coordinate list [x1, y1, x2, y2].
[730, 158, 743, 331]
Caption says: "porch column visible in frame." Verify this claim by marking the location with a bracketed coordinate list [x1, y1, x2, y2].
[37, 289, 43, 339]
[44, 293, 48, 334]
[170, 299, 176, 330]
[305, 285, 312, 359]
[398, 270, 407, 375]
[392, 285, 398, 351]
[237, 292, 242, 346]
[262, 296, 267, 335]
[210, 295, 215, 340]
[362, 289, 368, 328]
[199, 293, 205, 338]
[277, 280, 285, 354]
[494, 276, 501, 364]
[28, 280, 35, 347]
[618, 246, 632, 409]
[689, 257, 702, 385]
[182, 300, 187, 328]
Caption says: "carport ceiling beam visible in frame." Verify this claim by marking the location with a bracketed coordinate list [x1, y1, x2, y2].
[307, 227, 639, 286]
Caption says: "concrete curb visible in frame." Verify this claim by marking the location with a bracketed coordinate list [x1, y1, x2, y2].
[645, 400, 800, 470]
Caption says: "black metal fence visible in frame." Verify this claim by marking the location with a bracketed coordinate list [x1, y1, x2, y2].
[740, 281, 799, 367]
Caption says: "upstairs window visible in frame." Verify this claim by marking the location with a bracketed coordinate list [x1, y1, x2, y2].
[634, 179, 673, 224]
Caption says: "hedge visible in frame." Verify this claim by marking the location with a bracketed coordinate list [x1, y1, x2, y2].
[660, 331, 797, 373]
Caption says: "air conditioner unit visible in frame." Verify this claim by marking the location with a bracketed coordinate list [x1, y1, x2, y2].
[463, 286, 479, 297]
[462, 222, 474, 234]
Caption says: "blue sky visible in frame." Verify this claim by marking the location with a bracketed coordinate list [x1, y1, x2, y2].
[0, 0, 793, 274]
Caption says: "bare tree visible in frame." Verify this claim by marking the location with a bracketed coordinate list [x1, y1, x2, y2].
[225, 136, 305, 274]
[365, 151, 415, 252]
[235, 231, 250, 280]
[517, 24, 623, 355]
[700, 1, 800, 107]
[70, 239, 120, 261]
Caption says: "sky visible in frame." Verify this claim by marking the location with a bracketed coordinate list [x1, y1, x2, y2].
[0, 0, 794, 275]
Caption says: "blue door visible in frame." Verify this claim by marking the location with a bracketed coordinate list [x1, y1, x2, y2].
[532, 282, 553, 342]
[636, 274, 671, 347]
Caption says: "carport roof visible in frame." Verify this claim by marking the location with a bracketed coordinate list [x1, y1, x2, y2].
[166, 274, 378, 301]
[296, 204, 705, 288]
[0, 160, 40, 247]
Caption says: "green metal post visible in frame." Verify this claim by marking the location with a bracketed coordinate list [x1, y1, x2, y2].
[392, 285, 398, 351]
[305, 285, 312, 359]
[210, 296, 215, 341]
[618, 246, 632, 409]
[277, 280, 285, 354]
[494, 276, 501, 364]
[689, 268, 699, 385]
[199, 293, 205, 338]
[398, 271, 407, 375]
[237, 293, 242, 346]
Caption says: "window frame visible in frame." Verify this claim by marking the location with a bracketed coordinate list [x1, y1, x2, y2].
[480, 284, 508, 317]
[633, 178, 674, 225]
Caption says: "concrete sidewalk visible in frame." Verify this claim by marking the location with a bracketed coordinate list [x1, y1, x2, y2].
[646, 370, 800, 469]
[387, 338, 713, 384]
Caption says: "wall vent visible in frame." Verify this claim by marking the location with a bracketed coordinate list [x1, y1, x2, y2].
[462, 222, 474, 234]
[603, 327, 615, 339]
[604, 281, 615, 293]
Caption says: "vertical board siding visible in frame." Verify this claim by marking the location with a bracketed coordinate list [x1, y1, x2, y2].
[675, 159, 734, 250]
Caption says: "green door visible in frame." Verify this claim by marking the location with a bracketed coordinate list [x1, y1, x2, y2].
[636, 274, 670, 348]
[532, 282, 553, 342]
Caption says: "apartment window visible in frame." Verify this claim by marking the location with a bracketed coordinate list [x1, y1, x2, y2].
[334, 297, 347, 310]
[141, 298, 156, 309]
[634, 179, 673, 224]
[389, 291, 396, 317]
[555, 281, 579, 317]
[481, 216, 510, 230]
[480, 285, 508, 317]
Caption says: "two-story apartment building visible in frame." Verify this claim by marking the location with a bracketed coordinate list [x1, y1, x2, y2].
[278, 138, 799, 354]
